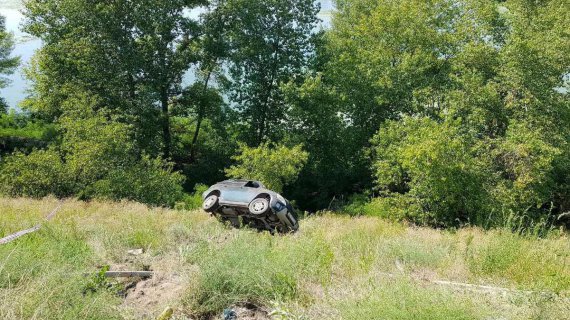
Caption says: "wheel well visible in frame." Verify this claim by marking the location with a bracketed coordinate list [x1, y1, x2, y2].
[206, 190, 220, 198]
[255, 193, 271, 201]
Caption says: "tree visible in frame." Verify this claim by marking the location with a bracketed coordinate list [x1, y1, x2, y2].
[212, 0, 320, 145]
[281, 74, 370, 209]
[0, 15, 20, 112]
[179, 2, 230, 163]
[361, 0, 570, 227]
[225, 142, 308, 193]
[22, 0, 205, 157]
[325, 0, 458, 145]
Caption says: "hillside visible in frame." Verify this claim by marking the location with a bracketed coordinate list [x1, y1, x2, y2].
[1, 198, 569, 319]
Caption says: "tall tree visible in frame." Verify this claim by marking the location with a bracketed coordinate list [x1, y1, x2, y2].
[22, 0, 205, 157]
[183, 1, 229, 163]
[212, 0, 320, 145]
[0, 15, 20, 113]
[325, 0, 473, 145]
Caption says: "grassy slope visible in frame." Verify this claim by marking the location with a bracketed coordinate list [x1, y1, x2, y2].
[0, 198, 569, 319]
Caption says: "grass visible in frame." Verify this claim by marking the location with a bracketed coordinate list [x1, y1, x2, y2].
[0, 198, 569, 319]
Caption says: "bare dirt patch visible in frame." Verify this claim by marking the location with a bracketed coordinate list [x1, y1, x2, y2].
[122, 272, 188, 319]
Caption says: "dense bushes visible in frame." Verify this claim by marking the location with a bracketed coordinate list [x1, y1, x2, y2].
[367, 116, 568, 228]
[370, 117, 487, 226]
[0, 109, 184, 207]
[83, 155, 185, 207]
[0, 148, 71, 198]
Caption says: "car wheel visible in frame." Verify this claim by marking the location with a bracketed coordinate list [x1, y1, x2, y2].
[202, 194, 220, 212]
[249, 197, 269, 215]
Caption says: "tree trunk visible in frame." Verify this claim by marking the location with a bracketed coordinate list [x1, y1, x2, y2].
[255, 16, 282, 146]
[189, 71, 212, 163]
[161, 89, 171, 158]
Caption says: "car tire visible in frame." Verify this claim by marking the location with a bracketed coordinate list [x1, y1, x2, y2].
[249, 197, 270, 215]
[202, 194, 220, 212]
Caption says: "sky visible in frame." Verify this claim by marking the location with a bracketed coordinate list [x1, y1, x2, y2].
[0, 1, 336, 111]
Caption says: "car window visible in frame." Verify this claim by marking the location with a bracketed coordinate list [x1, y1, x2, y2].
[245, 181, 260, 188]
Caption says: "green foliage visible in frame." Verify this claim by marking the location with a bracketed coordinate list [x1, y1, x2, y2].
[177, 183, 209, 210]
[22, 0, 206, 156]
[282, 75, 371, 209]
[0, 107, 184, 207]
[324, 0, 465, 142]
[82, 265, 121, 296]
[5, 0, 569, 228]
[327, 0, 570, 227]
[369, 115, 567, 228]
[0, 112, 50, 140]
[85, 155, 185, 207]
[370, 117, 488, 226]
[490, 121, 564, 214]
[0, 148, 71, 198]
[0, 111, 56, 155]
[0, 14, 20, 112]
[225, 142, 309, 193]
[210, 0, 321, 144]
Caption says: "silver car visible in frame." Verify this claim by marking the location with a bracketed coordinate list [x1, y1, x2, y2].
[202, 180, 299, 233]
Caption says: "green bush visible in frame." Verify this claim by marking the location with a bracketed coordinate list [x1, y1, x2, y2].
[0, 109, 185, 207]
[0, 148, 72, 197]
[225, 142, 309, 193]
[85, 155, 185, 207]
[177, 184, 209, 210]
[490, 121, 563, 216]
[368, 115, 569, 229]
[370, 117, 488, 226]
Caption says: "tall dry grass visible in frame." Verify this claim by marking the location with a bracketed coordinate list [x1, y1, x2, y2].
[0, 198, 569, 319]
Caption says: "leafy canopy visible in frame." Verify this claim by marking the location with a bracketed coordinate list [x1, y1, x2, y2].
[225, 142, 309, 193]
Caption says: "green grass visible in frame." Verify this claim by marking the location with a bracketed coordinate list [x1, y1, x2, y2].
[0, 198, 569, 319]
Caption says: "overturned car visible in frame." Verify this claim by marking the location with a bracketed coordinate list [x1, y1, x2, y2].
[202, 180, 299, 233]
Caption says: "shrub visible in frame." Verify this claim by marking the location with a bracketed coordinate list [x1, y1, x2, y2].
[177, 184, 209, 210]
[225, 142, 309, 193]
[0, 148, 72, 197]
[0, 109, 185, 207]
[490, 121, 563, 217]
[368, 115, 569, 229]
[85, 155, 185, 207]
[370, 117, 488, 226]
